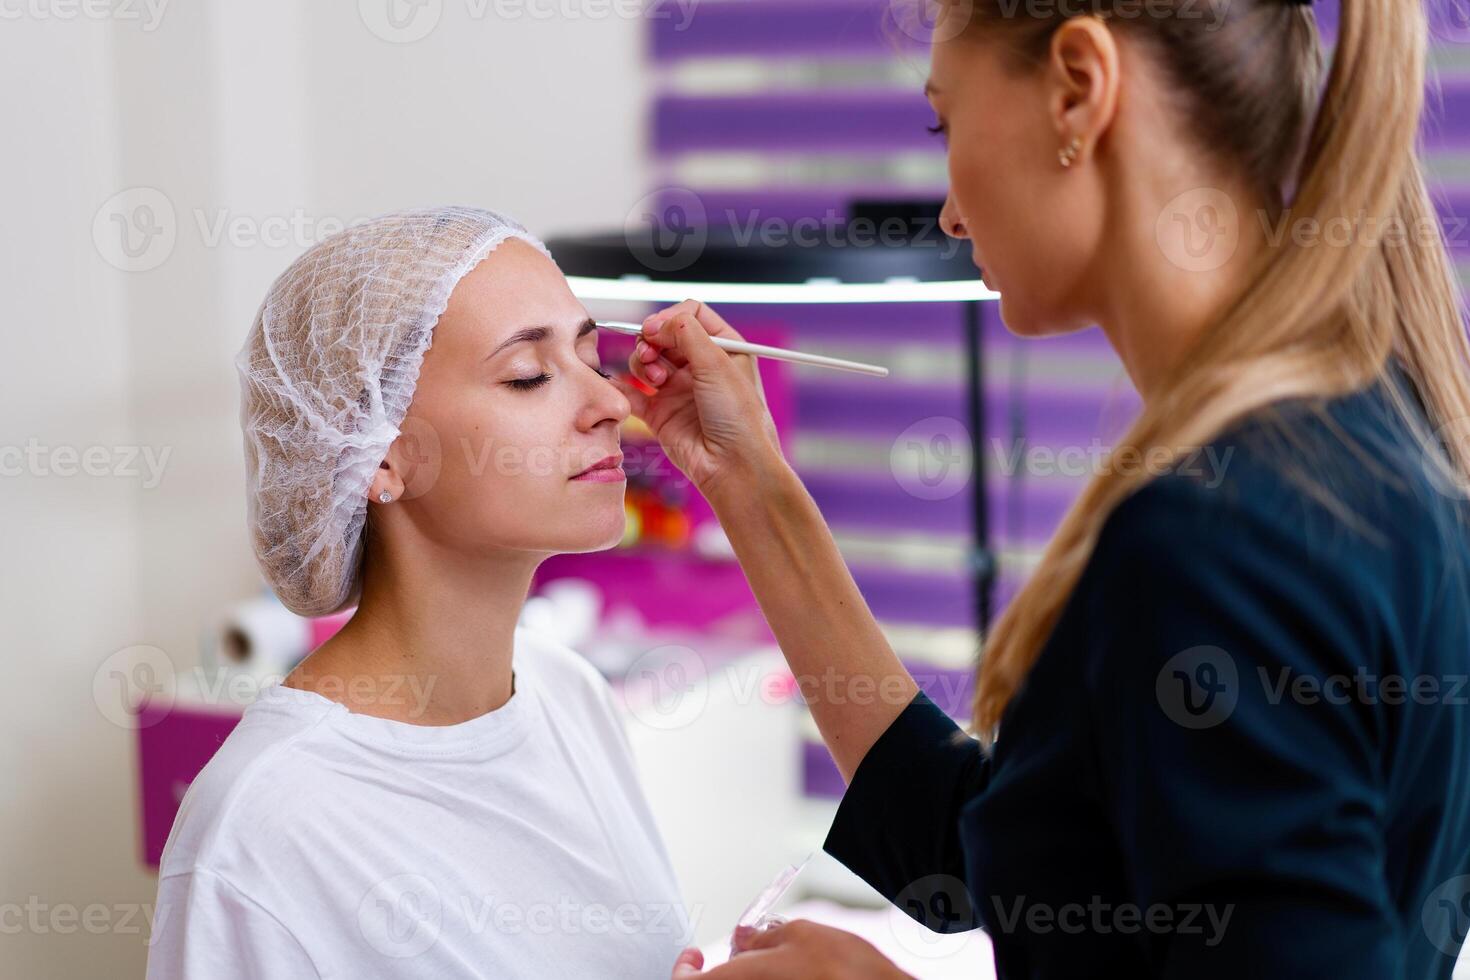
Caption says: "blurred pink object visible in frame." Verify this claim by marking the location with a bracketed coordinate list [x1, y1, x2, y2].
[309, 608, 354, 650]
[136, 700, 242, 868]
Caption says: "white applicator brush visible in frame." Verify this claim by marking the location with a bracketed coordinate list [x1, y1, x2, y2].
[596, 320, 889, 378]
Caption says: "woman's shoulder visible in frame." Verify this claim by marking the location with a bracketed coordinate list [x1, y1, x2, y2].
[156, 689, 341, 881]
[1103, 372, 1463, 570]
[1069, 371, 1470, 693]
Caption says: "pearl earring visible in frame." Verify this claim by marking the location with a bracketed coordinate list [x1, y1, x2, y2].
[1058, 136, 1082, 168]
[378, 491, 393, 503]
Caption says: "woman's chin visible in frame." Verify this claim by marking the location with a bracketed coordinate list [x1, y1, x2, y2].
[998, 299, 1076, 340]
[554, 511, 629, 555]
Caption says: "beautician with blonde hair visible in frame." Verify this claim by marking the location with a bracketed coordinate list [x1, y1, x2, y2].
[619, 0, 1470, 976]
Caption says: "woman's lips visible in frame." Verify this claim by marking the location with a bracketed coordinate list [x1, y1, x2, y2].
[570, 454, 625, 482]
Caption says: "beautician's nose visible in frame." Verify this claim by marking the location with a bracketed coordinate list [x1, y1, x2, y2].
[940, 193, 968, 240]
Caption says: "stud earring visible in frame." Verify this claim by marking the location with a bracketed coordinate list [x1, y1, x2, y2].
[378, 491, 393, 503]
[1058, 136, 1082, 168]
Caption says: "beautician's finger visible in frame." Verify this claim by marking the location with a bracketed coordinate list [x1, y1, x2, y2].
[610, 372, 655, 413]
[642, 305, 764, 392]
[671, 946, 705, 978]
[640, 315, 706, 363]
[730, 925, 758, 953]
[739, 919, 808, 952]
[694, 949, 786, 979]
[633, 341, 680, 385]
[638, 332, 691, 373]
[643, 299, 746, 345]
[645, 312, 734, 377]
[627, 346, 677, 390]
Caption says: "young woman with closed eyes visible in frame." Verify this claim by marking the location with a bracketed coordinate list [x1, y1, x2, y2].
[146, 208, 694, 979]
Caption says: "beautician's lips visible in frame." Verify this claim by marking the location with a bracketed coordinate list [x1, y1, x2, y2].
[570, 453, 625, 482]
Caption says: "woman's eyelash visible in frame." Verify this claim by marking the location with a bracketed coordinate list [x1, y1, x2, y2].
[505, 365, 612, 391]
[926, 122, 946, 138]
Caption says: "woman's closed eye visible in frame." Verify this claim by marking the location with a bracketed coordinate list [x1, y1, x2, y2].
[504, 363, 612, 392]
[506, 373, 552, 391]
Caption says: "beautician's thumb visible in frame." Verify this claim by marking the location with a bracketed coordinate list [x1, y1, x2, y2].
[672, 946, 705, 977]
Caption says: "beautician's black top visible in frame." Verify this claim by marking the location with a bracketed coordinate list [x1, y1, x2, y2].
[824, 363, 1470, 979]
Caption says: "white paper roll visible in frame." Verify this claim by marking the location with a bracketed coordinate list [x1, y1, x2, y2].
[207, 595, 312, 685]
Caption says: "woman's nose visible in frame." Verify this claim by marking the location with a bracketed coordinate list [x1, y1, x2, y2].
[581, 365, 631, 430]
[940, 194, 968, 240]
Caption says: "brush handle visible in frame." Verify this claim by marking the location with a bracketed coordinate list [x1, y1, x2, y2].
[596, 320, 889, 378]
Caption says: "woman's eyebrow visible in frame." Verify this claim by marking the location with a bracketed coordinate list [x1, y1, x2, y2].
[485, 317, 597, 359]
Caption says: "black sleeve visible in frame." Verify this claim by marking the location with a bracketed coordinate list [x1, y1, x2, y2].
[1081, 476, 1399, 978]
[821, 689, 990, 933]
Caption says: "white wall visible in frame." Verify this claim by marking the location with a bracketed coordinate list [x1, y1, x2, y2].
[1, 10, 148, 979]
[1, 2, 646, 974]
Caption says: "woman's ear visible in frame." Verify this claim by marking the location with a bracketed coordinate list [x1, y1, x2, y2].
[368, 457, 406, 505]
[370, 416, 444, 504]
[1045, 15, 1121, 166]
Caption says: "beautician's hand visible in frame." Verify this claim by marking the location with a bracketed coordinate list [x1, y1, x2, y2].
[615, 300, 787, 503]
[670, 920, 912, 979]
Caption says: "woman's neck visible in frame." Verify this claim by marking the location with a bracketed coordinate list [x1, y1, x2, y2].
[287, 530, 545, 726]
[1091, 166, 1269, 401]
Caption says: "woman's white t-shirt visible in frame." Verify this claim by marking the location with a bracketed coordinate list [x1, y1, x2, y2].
[146, 628, 692, 978]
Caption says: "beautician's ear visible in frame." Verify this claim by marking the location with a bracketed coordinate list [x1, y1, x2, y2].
[1045, 15, 1121, 166]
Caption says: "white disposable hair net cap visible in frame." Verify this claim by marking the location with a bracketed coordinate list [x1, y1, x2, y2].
[236, 206, 553, 617]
